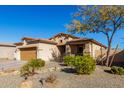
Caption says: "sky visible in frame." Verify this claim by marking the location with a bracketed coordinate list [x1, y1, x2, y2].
[0, 5, 123, 49]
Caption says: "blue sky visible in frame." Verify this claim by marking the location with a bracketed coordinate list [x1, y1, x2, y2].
[0, 5, 123, 49]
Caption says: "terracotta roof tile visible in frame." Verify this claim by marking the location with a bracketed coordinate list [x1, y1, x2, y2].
[67, 38, 107, 48]
[49, 32, 80, 40]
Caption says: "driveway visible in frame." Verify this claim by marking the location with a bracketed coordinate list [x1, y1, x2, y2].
[0, 60, 27, 71]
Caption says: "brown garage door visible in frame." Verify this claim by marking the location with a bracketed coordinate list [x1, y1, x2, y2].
[20, 47, 37, 61]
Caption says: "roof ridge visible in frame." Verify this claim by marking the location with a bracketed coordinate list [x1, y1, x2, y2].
[22, 37, 51, 41]
[49, 32, 80, 40]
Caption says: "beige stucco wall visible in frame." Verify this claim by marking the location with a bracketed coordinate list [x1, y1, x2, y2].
[89, 43, 106, 59]
[51, 36, 73, 44]
[0, 46, 16, 60]
[84, 42, 91, 55]
[37, 43, 60, 61]
[15, 48, 20, 60]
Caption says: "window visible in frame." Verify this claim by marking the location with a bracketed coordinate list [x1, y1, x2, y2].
[78, 47, 83, 52]
[77, 46, 83, 55]
[60, 40, 63, 43]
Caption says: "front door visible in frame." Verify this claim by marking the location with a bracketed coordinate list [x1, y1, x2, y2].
[77, 46, 83, 56]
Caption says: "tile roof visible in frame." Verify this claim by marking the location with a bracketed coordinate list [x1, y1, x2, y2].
[15, 33, 107, 48]
[22, 37, 57, 44]
[67, 38, 107, 48]
[49, 32, 80, 40]
[0, 42, 16, 47]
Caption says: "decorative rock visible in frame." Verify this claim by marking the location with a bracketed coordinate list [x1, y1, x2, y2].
[44, 80, 59, 88]
[12, 71, 20, 75]
[56, 67, 61, 71]
[39, 67, 62, 74]
[0, 71, 8, 76]
[4, 69, 16, 73]
[48, 68, 54, 72]
[19, 80, 33, 88]
[42, 69, 48, 73]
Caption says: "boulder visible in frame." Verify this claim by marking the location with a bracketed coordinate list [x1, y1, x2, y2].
[0, 71, 8, 76]
[19, 80, 33, 88]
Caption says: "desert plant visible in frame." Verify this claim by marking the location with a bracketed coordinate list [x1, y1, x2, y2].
[20, 59, 45, 77]
[28, 59, 45, 74]
[73, 56, 83, 66]
[64, 55, 96, 74]
[45, 74, 57, 83]
[20, 64, 30, 78]
[63, 56, 75, 67]
[111, 66, 124, 75]
[74, 55, 96, 74]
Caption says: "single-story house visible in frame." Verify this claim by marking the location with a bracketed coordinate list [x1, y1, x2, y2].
[0, 43, 16, 60]
[15, 33, 107, 62]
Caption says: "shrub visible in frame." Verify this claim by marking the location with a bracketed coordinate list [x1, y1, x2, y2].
[20, 59, 45, 77]
[64, 55, 96, 74]
[63, 56, 75, 67]
[73, 56, 83, 66]
[20, 64, 30, 77]
[74, 55, 96, 74]
[111, 66, 124, 75]
[45, 74, 57, 83]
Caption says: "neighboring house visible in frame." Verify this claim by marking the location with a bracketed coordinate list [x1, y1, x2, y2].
[0, 43, 16, 60]
[15, 33, 107, 61]
[109, 50, 124, 67]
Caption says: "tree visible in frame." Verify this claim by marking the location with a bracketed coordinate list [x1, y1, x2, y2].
[20, 59, 45, 78]
[67, 6, 124, 66]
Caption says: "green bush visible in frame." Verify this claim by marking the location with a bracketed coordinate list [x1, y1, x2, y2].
[20, 59, 45, 77]
[63, 56, 75, 67]
[111, 66, 124, 75]
[73, 56, 83, 66]
[64, 55, 96, 74]
[74, 55, 96, 74]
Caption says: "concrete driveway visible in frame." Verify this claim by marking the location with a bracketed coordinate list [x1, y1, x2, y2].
[0, 60, 27, 71]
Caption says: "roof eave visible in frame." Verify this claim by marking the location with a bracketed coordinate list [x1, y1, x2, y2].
[67, 39, 107, 48]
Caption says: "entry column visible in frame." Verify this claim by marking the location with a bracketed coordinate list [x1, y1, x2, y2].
[65, 44, 71, 56]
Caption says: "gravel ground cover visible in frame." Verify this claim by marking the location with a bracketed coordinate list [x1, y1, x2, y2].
[0, 64, 124, 88]
[0, 60, 27, 71]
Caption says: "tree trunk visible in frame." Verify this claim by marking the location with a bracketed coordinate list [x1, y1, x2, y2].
[105, 43, 111, 66]
[109, 44, 118, 67]
[32, 68, 35, 75]
[105, 30, 115, 67]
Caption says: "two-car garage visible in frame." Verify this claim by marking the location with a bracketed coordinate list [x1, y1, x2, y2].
[15, 37, 58, 61]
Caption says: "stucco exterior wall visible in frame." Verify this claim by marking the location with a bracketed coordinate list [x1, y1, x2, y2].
[15, 49, 20, 60]
[83, 43, 91, 55]
[51, 36, 73, 44]
[37, 43, 60, 61]
[89, 43, 106, 58]
[0, 46, 16, 60]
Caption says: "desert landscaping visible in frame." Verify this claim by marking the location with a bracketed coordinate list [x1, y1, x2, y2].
[0, 61, 124, 88]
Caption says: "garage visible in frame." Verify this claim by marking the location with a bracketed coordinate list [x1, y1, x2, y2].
[20, 47, 37, 61]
